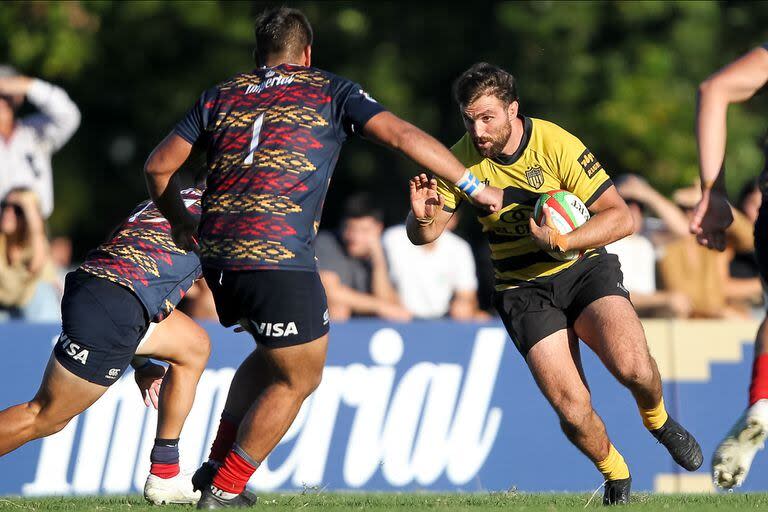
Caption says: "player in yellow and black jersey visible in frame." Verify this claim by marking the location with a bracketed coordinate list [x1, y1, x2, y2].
[406, 63, 702, 505]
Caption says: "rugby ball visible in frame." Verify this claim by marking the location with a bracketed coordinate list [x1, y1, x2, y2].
[533, 190, 590, 261]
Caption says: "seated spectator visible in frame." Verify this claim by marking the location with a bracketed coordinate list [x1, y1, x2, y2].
[0, 66, 81, 219]
[383, 213, 490, 320]
[730, 178, 762, 280]
[607, 174, 691, 317]
[316, 194, 411, 322]
[659, 184, 760, 319]
[0, 188, 59, 322]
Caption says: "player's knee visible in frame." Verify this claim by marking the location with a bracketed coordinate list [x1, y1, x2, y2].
[556, 396, 593, 431]
[285, 366, 323, 399]
[26, 401, 72, 437]
[180, 327, 212, 371]
[616, 360, 652, 388]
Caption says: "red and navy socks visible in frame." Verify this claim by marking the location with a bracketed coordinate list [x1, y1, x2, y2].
[210, 444, 260, 499]
[150, 438, 180, 479]
[208, 412, 240, 466]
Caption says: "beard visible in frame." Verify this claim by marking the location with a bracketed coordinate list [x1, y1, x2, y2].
[472, 120, 512, 158]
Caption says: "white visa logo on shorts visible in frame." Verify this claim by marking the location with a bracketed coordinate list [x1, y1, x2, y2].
[255, 322, 298, 337]
[59, 334, 89, 365]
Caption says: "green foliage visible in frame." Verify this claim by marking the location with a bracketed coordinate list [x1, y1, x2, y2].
[1, 1, 767, 255]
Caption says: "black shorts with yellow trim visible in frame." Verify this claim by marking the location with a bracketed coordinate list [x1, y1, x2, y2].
[493, 251, 630, 358]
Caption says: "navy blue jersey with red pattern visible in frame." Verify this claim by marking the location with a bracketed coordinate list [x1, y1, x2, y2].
[80, 188, 203, 322]
[174, 64, 385, 271]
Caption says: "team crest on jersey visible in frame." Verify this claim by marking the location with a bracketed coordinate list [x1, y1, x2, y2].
[525, 165, 544, 189]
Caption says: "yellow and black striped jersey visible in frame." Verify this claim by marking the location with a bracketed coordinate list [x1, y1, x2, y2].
[435, 116, 612, 289]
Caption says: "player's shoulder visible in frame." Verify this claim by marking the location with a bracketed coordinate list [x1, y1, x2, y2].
[530, 117, 580, 143]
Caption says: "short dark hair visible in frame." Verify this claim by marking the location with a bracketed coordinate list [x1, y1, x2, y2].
[453, 62, 519, 107]
[342, 193, 384, 223]
[254, 7, 313, 65]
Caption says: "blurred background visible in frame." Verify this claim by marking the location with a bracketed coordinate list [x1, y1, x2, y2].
[1, 0, 768, 322]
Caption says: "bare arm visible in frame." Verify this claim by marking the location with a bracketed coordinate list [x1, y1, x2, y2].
[617, 175, 689, 237]
[319, 271, 411, 321]
[144, 133, 198, 250]
[368, 244, 400, 304]
[530, 186, 633, 252]
[697, 46, 768, 191]
[363, 113, 502, 212]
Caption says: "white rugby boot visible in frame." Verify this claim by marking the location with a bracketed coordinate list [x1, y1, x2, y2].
[712, 399, 768, 489]
[144, 472, 201, 505]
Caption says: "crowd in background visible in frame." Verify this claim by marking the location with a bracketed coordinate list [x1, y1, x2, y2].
[1, 70, 765, 324]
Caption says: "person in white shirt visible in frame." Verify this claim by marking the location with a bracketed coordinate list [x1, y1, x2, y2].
[383, 213, 489, 320]
[0, 66, 81, 219]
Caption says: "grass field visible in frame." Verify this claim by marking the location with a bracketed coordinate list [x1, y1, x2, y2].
[2, 493, 768, 511]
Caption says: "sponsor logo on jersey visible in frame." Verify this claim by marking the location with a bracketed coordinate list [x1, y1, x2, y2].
[525, 165, 544, 189]
[254, 321, 299, 337]
[59, 334, 89, 365]
[246, 74, 296, 95]
[578, 149, 603, 178]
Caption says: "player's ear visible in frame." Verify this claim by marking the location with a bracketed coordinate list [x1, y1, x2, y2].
[508, 100, 518, 119]
[303, 45, 312, 67]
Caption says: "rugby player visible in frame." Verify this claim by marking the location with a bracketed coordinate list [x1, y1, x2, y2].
[406, 63, 703, 505]
[0, 187, 209, 505]
[690, 43, 768, 490]
[143, 7, 503, 509]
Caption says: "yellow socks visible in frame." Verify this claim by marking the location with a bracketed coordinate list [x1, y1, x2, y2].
[595, 443, 630, 481]
[639, 397, 669, 431]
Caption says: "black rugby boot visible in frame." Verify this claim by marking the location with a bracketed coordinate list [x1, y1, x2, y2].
[651, 416, 704, 471]
[197, 487, 257, 509]
[192, 461, 218, 492]
[603, 476, 631, 506]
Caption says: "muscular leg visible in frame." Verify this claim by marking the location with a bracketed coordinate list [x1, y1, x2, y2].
[748, 316, 768, 405]
[575, 295, 702, 472]
[208, 334, 328, 497]
[235, 335, 327, 460]
[526, 328, 619, 469]
[573, 296, 662, 410]
[136, 309, 211, 439]
[0, 355, 107, 456]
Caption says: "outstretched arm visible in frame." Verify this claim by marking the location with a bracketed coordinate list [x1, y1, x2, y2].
[691, 45, 768, 250]
[363, 112, 502, 212]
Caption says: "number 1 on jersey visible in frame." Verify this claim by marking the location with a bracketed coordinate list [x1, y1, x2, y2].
[244, 114, 264, 165]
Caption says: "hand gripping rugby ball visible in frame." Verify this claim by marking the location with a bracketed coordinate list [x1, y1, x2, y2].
[533, 190, 590, 262]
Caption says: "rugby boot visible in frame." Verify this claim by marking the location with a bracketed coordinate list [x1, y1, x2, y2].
[651, 416, 703, 471]
[143, 473, 201, 505]
[603, 476, 631, 506]
[197, 487, 257, 509]
[192, 461, 219, 492]
[712, 399, 768, 489]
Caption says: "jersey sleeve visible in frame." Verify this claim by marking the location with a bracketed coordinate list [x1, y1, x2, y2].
[332, 78, 386, 140]
[555, 130, 613, 208]
[174, 86, 218, 145]
[434, 176, 463, 212]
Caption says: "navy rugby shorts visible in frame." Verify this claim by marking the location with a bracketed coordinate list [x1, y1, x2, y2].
[53, 270, 151, 386]
[203, 267, 329, 348]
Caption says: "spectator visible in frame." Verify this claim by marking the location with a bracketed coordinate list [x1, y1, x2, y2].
[49, 235, 73, 298]
[730, 178, 762, 280]
[0, 188, 59, 321]
[606, 174, 691, 317]
[383, 213, 490, 320]
[315, 194, 411, 322]
[659, 184, 760, 318]
[0, 66, 81, 219]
